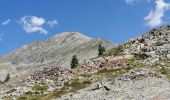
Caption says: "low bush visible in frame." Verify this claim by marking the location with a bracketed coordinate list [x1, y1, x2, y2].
[108, 45, 123, 56]
[33, 82, 48, 92]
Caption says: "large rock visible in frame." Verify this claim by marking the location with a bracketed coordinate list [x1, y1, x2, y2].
[0, 69, 8, 82]
[167, 54, 170, 59]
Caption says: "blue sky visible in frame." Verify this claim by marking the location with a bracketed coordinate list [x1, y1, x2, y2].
[0, 0, 170, 56]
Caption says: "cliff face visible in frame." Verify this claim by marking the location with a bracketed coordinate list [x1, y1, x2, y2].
[0, 32, 114, 79]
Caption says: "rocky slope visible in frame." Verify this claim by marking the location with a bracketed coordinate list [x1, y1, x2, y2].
[54, 26, 170, 100]
[0, 26, 170, 100]
[123, 26, 170, 60]
[0, 32, 114, 81]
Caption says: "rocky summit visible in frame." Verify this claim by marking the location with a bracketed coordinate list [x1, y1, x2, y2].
[0, 26, 170, 100]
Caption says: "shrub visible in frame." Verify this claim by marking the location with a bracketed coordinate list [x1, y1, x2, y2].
[98, 44, 106, 56]
[82, 80, 92, 84]
[18, 96, 27, 100]
[33, 82, 48, 92]
[160, 68, 168, 74]
[108, 45, 123, 56]
[70, 79, 92, 92]
[71, 55, 78, 68]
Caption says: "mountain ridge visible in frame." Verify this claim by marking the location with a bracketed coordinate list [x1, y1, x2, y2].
[0, 32, 114, 80]
[0, 26, 170, 100]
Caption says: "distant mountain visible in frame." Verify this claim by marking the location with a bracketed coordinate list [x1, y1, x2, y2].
[0, 26, 170, 100]
[0, 32, 114, 80]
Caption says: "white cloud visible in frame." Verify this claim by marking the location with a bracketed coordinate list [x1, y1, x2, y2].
[31, 16, 45, 26]
[47, 20, 58, 28]
[125, 0, 154, 5]
[125, 0, 136, 5]
[145, 0, 170, 28]
[20, 16, 48, 35]
[2, 19, 11, 26]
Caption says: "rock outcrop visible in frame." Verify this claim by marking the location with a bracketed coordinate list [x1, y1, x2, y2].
[123, 26, 170, 60]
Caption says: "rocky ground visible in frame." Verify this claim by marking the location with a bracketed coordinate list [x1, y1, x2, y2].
[57, 69, 170, 100]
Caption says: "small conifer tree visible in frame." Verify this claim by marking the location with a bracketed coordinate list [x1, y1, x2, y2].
[98, 44, 106, 56]
[71, 55, 78, 68]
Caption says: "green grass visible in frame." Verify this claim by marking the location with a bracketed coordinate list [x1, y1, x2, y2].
[43, 79, 93, 99]
[96, 68, 127, 78]
[166, 75, 170, 80]
[17, 96, 27, 100]
[69, 79, 92, 92]
[103, 45, 123, 56]
[155, 67, 170, 80]
[33, 82, 48, 93]
[17, 94, 43, 100]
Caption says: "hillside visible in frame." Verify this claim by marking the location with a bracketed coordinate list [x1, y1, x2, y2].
[0, 26, 170, 100]
[56, 26, 170, 100]
[0, 32, 114, 81]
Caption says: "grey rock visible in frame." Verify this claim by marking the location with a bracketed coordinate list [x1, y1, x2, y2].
[167, 54, 170, 59]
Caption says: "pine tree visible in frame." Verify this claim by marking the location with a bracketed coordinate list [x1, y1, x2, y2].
[98, 44, 106, 56]
[71, 55, 78, 68]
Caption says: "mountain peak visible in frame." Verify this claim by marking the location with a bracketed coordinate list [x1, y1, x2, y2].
[49, 32, 92, 47]
[52, 32, 92, 40]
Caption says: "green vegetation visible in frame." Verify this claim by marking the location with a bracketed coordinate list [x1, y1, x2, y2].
[71, 55, 79, 68]
[93, 67, 132, 85]
[69, 79, 92, 92]
[125, 57, 146, 68]
[166, 75, 170, 80]
[98, 44, 106, 56]
[16, 79, 91, 100]
[104, 45, 123, 56]
[96, 68, 128, 79]
[155, 66, 170, 80]
[112, 45, 123, 56]
[0, 81, 3, 84]
[17, 95, 42, 100]
[51, 79, 92, 98]
[159, 67, 168, 74]
[33, 82, 48, 93]
[82, 80, 92, 84]
[18, 96, 27, 100]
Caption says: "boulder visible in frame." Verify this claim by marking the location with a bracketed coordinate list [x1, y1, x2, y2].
[167, 54, 170, 59]
[0, 70, 8, 82]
